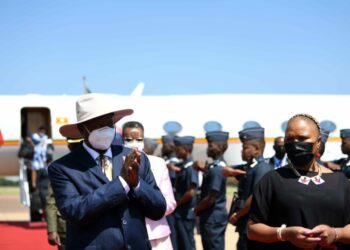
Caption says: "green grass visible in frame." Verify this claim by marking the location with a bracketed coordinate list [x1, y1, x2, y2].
[0, 178, 19, 186]
[0, 186, 19, 196]
[226, 182, 237, 196]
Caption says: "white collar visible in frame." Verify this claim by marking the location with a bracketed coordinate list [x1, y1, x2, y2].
[216, 160, 226, 167]
[250, 158, 258, 168]
[346, 158, 350, 166]
[83, 142, 112, 161]
[209, 159, 226, 169]
[184, 161, 193, 169]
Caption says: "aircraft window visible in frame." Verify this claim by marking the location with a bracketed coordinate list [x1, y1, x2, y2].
[243, 121, 261, 129]
[203, 121, 222, 132]
[320, 120, 336, 133]
[163, 121, 182, 135]
[281, 121, 288, 132]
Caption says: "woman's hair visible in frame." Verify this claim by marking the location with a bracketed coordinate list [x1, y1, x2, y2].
[289, 113, 321, 135]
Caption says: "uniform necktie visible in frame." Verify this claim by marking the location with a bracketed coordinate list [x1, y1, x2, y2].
[100, 155, 113, 181]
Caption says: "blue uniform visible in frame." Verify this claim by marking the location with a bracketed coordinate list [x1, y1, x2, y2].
[175, 157, 198, 250]
[268, 155, 288, 169]
[332, 129, 350, 178]
[235, 156, 273, 250]
[333, 157, 350, 178]
[164, 153, 180, 250]
[199, 157, 227, 250]
[165, 154, 180, 187]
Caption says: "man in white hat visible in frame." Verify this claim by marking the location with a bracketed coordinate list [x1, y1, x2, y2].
[48, 93, 166, 250]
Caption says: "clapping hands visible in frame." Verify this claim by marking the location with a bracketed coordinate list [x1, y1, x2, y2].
[121, 149, 140, 187]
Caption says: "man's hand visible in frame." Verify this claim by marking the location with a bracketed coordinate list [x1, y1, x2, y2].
[193, 206, 203, 216]
[229, 212, 239, 225]
[193, 161, 207, 172]
[167, 163, 182, 172]
[324, 162, 341, 171]
[222, 166, 246, 177]
[121, 149, 140, 187]
[48, 232, 61, 246]
[193, 206, 201, 216]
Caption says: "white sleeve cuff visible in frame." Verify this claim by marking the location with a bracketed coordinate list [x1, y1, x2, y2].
[118, 176, 130, 194]
[133, 182, 140, 191]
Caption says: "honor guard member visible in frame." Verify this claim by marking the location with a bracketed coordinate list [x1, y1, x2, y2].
[194, 131, 229, 250]
[230, 127, 273, 250]
[161, 135, 180, 250]
[316, 128, 330, 165]
[161, 135, 181, 186]
[325, 129, 350, 178]
[143, 138, 158, 155]
[268, 136, 288, 169]
[46, 138, 82, 250]
[173, 136, 198, 250]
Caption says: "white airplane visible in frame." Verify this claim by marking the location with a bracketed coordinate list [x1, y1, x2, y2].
[0, 83, 348, 177]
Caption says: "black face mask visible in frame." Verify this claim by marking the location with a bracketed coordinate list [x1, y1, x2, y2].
[284, 141, 315, 167]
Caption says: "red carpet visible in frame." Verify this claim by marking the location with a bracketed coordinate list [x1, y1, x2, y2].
[0, 221, 56, 250]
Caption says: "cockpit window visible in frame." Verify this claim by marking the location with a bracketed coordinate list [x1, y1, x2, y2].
[281, 121, 288, 132]
[320, 120, 336, 133]
[243, 121, 261, 129]
[203, 121, 222, 132]
[163, 121, 182, 135]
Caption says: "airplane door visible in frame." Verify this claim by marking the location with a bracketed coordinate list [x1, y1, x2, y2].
[20, 107, 52, 222]
[21, 108, 52, 139]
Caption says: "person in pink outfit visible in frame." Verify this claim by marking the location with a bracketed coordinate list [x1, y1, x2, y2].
[122, 121, 177, 250]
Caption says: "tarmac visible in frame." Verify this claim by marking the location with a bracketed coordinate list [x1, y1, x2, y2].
[0, 187, 238, 249]
[0, 195, 29, 221]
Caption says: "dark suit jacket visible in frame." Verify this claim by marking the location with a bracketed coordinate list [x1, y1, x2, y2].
[48, 144, 166, 250]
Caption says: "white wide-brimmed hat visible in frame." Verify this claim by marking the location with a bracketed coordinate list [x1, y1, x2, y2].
[60, 93, 133, 138]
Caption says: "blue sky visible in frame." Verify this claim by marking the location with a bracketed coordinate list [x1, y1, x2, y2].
[0, 0, 349, 95]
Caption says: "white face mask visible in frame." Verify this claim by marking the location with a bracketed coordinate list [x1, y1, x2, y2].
[124, 140, 144, 151]
[87, 126, 115, 150]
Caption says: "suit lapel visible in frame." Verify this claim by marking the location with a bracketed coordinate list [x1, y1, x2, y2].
[75, 146, 109, 184]
[111, 145, 125, 179]
[76, 145, 129, 183]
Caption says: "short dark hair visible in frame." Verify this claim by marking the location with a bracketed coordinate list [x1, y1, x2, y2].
[122, 121, 144, 136]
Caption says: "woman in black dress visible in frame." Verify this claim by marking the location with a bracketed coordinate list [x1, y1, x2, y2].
[247, 114, 350, 249]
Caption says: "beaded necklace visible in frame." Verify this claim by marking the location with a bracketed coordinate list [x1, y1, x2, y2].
[289, 164, 325, 185]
